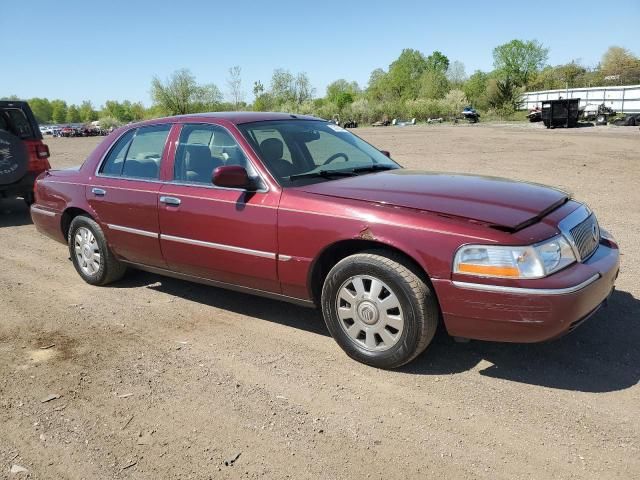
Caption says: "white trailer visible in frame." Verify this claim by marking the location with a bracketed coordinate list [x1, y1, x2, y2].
[521, 85, 640, 113]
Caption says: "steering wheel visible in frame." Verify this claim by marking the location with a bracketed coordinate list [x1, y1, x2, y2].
[323, 152, 349, 165]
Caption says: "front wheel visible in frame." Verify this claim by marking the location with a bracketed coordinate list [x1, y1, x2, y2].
[68, 215, 127, 285]
[321, 252, 439, 368]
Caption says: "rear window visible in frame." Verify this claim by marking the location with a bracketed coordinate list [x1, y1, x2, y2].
[0, 108, 35, 139]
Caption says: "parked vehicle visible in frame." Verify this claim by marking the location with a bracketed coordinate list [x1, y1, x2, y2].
[391, 118, 416, 126]
[30, 112, 620, 368]
[371, 117, 391, 127]
[330, 115, 358, 129]
[0, 100, 51, 204]
[527, 106, 543, 122]
[462, 106, 480, 123]
[611, 113, 640, 127]
[581, 103, 616, 125]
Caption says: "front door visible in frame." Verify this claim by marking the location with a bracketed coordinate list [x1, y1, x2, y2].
[158, 123, 280, 293]
[87, 124, 172, 268]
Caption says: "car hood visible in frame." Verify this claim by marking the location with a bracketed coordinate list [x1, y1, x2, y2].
[296, 170, 569, 231]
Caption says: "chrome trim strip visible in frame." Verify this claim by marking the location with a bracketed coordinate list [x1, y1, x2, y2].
[452, 274, 600, 296]
[107, 224, 159, 238]
[160, 234, 276, 259]
[278, 255, 292, 261]
[31, 206, 56, 217]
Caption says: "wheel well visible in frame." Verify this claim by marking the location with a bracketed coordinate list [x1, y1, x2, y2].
[61, 207, 92, 241]
[309, 239, 431, 305]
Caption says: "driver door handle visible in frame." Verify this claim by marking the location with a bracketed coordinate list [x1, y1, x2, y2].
[91, 187, 106, 196]
[160, 195, 181, 206]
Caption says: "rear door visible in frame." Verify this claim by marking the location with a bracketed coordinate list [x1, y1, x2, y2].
[157, 122, 280, 293]
[88, 124, 172, 268]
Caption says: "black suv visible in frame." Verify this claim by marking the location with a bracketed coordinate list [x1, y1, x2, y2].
[0, 100, 51, 204]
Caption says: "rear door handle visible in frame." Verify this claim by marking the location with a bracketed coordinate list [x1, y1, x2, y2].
[159, 196, 181, 206]
[91, 187, 106, 196]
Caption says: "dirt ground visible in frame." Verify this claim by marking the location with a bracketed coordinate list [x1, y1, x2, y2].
[1, 123, 638, 479]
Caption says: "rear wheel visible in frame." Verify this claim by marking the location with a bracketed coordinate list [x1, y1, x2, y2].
[68, 216, 126, 285]
[321, 252, 439, 368]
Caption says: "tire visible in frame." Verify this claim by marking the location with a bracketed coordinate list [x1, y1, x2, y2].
[67, 215, 127, 285]
[321, 251, 439, 368]
[0, 129, 29, 185]
[596, 114, 607, 125]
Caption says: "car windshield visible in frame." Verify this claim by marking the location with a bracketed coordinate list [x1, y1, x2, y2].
[237, 120, 400, 186]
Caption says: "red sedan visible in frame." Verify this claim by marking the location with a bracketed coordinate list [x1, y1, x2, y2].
[30, 113, 620, 368]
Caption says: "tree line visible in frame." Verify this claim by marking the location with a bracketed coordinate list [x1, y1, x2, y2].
[4, 41, 639, 126]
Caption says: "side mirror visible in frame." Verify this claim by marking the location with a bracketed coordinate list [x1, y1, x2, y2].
[212, 165, 256, 190]
[380, 150, 391, 158]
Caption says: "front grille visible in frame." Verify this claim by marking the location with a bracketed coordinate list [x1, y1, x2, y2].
[570, 214, 599, 260]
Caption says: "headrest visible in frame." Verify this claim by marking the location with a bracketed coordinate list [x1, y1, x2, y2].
[184, 144, 212, 170]
[260, 138, 283, 163]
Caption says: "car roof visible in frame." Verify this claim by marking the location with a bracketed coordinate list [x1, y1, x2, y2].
[132, 111, 324, 128]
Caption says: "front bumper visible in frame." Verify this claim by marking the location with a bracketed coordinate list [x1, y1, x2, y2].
[433, 240, 620, 342]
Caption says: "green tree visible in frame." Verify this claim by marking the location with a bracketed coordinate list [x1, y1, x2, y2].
[102, 100, 126, 121]
[253, 93, 274, 111]
[50, 100, 68, 124]
[366, 68, 390, 101]
[151, 68, 222, 115]
[79, 100, 98, 123]
[386, 49, 428, 100]
[600, 46, 640, 84]
[253, 80, 265, 97]
[29, 98, 53, 123]
[486, 78, 522, 114]
[128, 102, 146, 121]
[326, 79, 359, 109]
[269, 69, 314, 106]
[493, 39, 548, 87]
[426, 50, 450, 73]
[270, 68, 295, 104]
[463, 71, 489, 109]
[419, 69, 450, 99]
[66, 105, 81, 123]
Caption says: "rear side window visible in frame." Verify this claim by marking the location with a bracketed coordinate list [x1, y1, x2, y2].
[100, 125, 171, 179]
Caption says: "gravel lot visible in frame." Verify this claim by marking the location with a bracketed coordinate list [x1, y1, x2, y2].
[1, 123, 638, 479]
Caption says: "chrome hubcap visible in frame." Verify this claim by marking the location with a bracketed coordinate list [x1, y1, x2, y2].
[336, 275, 404, 352]
[74, 227, 101, 276]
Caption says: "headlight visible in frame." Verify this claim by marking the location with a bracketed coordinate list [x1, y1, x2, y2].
[453, 235, 576, 279]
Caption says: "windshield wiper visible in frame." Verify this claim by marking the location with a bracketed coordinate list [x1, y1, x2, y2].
[289, 169, 358, 181]
[352, 165, 397, 173]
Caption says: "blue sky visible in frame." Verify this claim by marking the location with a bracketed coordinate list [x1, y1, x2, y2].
[3, 0, 638, 107]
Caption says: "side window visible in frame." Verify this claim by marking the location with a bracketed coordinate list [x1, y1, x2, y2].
[121, 125, 171, 179]
[100, 129, 135, 176]
[173, 124, 252, 184]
